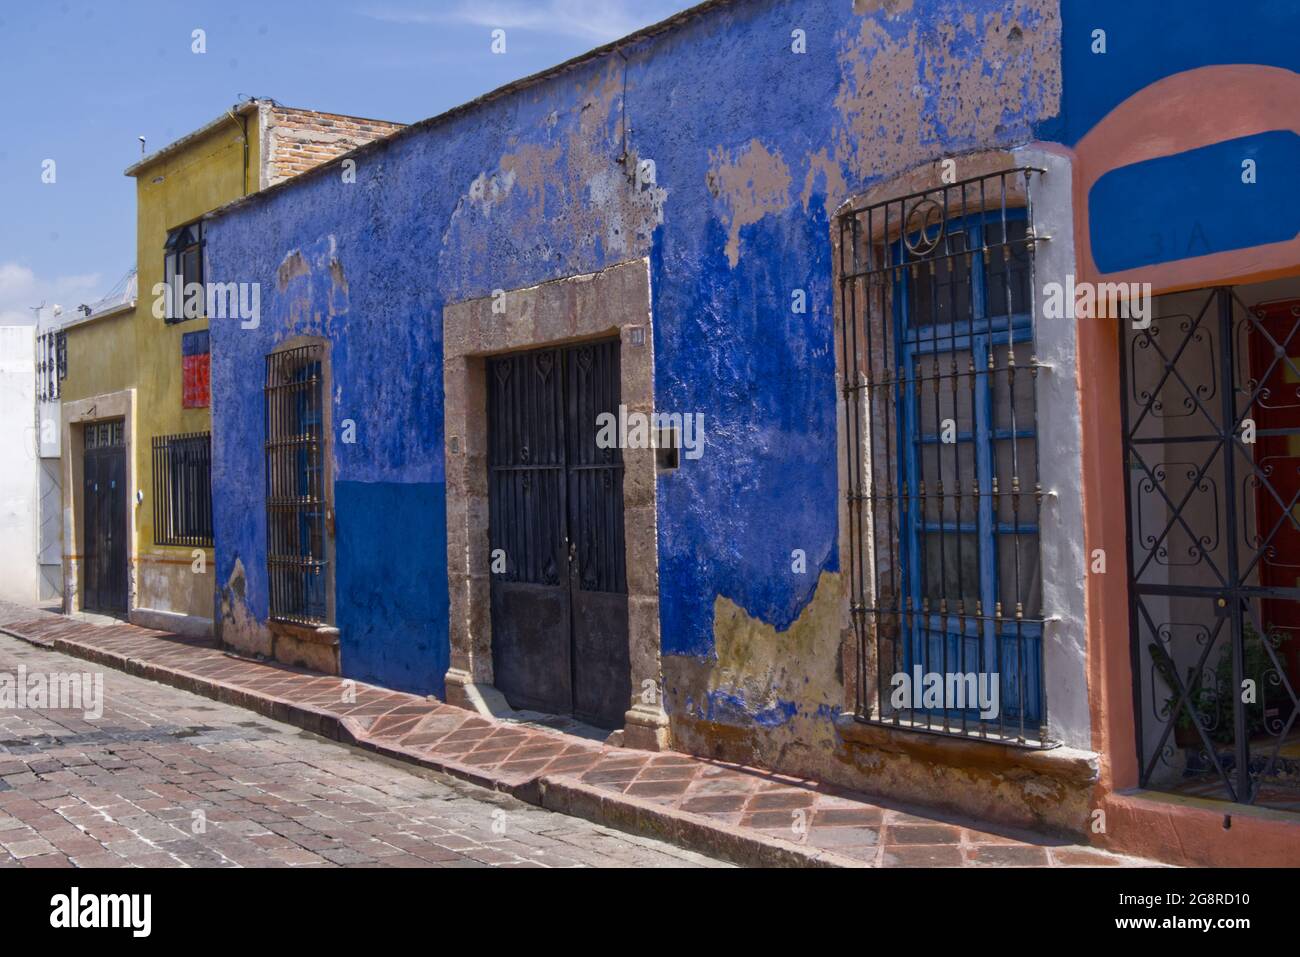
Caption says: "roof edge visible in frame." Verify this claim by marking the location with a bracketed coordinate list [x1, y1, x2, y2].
[125, 99, 265, 178]
[60, 299, 138, 332]
[202, 0, 737, 224]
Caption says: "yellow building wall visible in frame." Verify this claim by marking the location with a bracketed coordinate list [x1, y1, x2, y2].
[134, 111, 263, 622]
[63, 108, 263, 627]
[61, 309, 135, 404]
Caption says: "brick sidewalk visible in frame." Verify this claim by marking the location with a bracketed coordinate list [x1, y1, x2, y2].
[0, 636, 724, 868]
[0, 612, 1156, 867]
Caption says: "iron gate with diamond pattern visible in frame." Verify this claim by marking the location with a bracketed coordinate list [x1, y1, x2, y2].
[1122, 285, 1300, 806]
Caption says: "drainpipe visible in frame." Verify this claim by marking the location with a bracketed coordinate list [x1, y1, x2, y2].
[615, 48, 630, 166]
[227, 107, 250, 196]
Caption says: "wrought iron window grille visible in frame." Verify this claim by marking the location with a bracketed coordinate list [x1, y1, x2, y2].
[837, 167, 1053, 748]
[151, 431, 214, 548]
[36, 330, 66, 401]
[1122, 286, 1300, 807]
[84, 419, 125, 451]
[264, 344, 328, 626]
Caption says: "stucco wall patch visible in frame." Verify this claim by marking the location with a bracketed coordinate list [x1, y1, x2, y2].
[853, 0, 915, 17]
[218, 557, 270, 658]
[439, 61, 667, 292]
[277, 236, 349, 339]
[707, 138, 793, 267]
[665, 571, 847, 766]
[832, 0, 1061, 186]
[277, 250, 310, 290]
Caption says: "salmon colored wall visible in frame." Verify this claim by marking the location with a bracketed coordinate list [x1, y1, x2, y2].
[1071, 64, 1300, 864]
[1074, 65, 1300, 293]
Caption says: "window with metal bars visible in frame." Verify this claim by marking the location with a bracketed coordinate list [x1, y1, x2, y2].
[151, 432, 213, 547]
[838, 168, 1049, 746]
[37, 330, 66, 401]
[85, 419, 124, 451]
[264, 345, 328, 625]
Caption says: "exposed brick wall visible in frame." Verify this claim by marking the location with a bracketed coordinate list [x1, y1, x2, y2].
[264, 107, 405, 186]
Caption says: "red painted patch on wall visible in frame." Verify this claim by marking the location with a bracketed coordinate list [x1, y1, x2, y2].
[182, 330, 210, 408]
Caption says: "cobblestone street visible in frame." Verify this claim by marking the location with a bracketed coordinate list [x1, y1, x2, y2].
[0, 631, 726, 868]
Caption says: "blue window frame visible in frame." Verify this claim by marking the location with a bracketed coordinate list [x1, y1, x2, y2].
[892, 210, 1043, 727]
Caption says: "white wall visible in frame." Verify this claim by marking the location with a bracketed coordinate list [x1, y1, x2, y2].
[0, 326, 39, 604]
[1014, 146, 1092, 751]
[35, 317, 63, 601]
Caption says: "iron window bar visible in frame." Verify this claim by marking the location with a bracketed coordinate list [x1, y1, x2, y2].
[36, 330, 66, 402]
[264, 345, 328, 626]
[84, 419, 125, 451]
[151, 431, 214, 548]
[837, 167, 1054, 749]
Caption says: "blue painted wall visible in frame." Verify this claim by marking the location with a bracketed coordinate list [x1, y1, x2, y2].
[1050, 0, 1300, 275]
[1047, 0, 1300, 147]
[1089, 131, 1300, 274]
[205, 0, 1062, 718]
[335, 481, 449, 696]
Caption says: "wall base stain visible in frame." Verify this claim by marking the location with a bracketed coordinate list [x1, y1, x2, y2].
[664, 570, 1092, 836]
[217, 557, 271, 658]
[664, 570, 847, 771]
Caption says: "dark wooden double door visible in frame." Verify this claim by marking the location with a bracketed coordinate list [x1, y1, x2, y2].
[83, 419, 128, 613]
[487, 340, 630, 729]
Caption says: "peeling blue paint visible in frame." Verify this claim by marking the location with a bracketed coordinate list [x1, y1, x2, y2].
[701, 690, 799, 729]
[654, 210, 839, 657]
[813, 703, 842, 723]
[205, 0, 1062, 709]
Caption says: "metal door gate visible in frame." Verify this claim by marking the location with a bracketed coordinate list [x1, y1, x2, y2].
[83, 419, 128, 613]
[487, 339, 630, 729]
[1122, 286, 1300, 806]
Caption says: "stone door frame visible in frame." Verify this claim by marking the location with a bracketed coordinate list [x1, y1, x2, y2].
[441, 258, 669, 750]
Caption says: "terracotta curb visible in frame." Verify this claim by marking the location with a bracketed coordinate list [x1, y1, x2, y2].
[0, 624, 848, 868]
[534, 777, 863, 868]
[334, 715, 543, 803]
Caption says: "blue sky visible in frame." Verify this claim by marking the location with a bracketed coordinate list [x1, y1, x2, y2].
[0, 0, 692, 325]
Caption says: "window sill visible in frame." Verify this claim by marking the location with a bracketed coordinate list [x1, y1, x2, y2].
[268, 619, 339, 647]
[834, 713, 1099, 786]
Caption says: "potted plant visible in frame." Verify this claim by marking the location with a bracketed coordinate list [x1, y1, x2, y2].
[1152, 620, 1291, 752]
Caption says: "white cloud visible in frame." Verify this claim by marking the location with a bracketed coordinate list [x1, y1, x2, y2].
[0, 262, 104, 327]
[363, 0, 688, 43]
